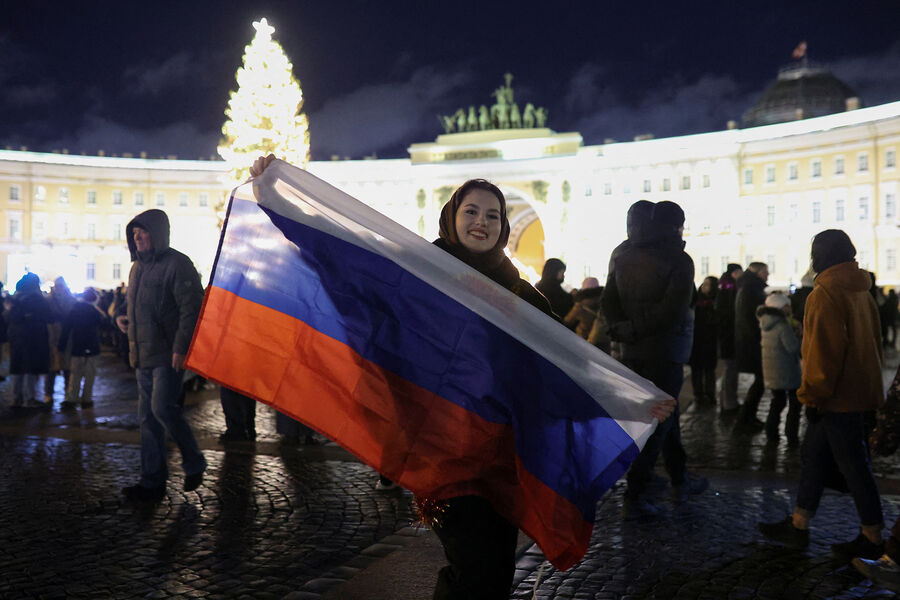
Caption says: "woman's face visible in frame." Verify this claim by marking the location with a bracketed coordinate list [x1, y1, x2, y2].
[455, 188, 502, 253]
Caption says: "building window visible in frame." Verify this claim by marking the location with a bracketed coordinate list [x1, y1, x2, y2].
[87, 222, 97, 240]
[35, 185, 46, 201]
[603, 183, 612, 195]
[889, 249, 897, 271]
[8, 216, 21, 241]
[155, 192, 165, 206]
[134, 192, 145, 206]
[623, 183, 631, 194]
[86, 263, 96, 281]
[702, 174, 710, 188]
[58, 215, 71, 239]
[112, 191, 123, 206]
[835, 157, 845, 175]
[643, 179, 651, 193]
[812, 201, 821, 223]
[662, 178, 671, 192]
[59, 187, 69, 204]
[87, 190, 97, 205]
[112, 263, 122, 281]
[9, 185, 20, 202]
[859, 197, 869, 220]
[811, 159, 822, 179]
[178, 192, 189, 207]
[745, 255, 753, 268]
[700, 256, 709, 275]
[858, 153, 869, 173]
[888, 149, 896, 169]
[112, 222, 124, 241]
[765, 166, 775, 183]
[887, 194, 897, 219]
[583, 184, 592, 197]
[836, 199, 845, 221]
[788, 163, 798, 181]
[767, 255, 775, 274]
[681, 176, 691, 190]
[198, 193, 209, 207]
[743, 168, 753, 185]
[721, 257, 729, 273]
[767, 205, 775, 227]
[790, 202, 799, 219]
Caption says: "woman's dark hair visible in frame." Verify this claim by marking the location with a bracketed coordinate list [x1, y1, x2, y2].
[438, 179, 510, 251]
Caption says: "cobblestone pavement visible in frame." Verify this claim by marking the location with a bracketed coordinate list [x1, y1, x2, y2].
[0, 350, 899, 598]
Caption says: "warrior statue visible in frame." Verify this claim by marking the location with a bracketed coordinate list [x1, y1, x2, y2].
[523, 103, 535, 128]
[535, 107, 548, 128]
[467, 106, 478, 131]
[478, 105, 491, 130]
[509, 102, 521, 128]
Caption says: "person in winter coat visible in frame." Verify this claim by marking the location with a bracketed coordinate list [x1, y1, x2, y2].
[58, 288, 105, 409]
[790, 267, 815, 324]
[564, 278, 605, 347]
[7, 273, 52, 408]
[603, 200, 706, 518]
[0, 281, 7, 381]
[715, 264, 742, 415]
[734, 262, 769, 433]
[115, 208, 206, 503]
[756, 293, 802, 443]
[45, 276, 76, 405]
[689, 276, 718, 407]
[758, 230, 886, 562]
[535, 258, 571, 319]
[881, 289, 899, 348]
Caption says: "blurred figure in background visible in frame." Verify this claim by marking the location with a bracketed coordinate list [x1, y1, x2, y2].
[45, 276, 75, 406]
[715, 264, 742, 417]
[58, 288, 105, 410]
[7, 273, 51, 409]
[536, 258, 572, 319]
[689, 276, 718, 408]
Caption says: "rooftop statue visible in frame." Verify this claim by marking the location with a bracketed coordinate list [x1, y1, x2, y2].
[438, 74, 548, 133]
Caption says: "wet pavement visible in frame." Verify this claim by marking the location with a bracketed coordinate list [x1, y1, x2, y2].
[0, 349, 898, 598]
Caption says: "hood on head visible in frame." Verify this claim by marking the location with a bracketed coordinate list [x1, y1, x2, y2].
[814, 261, 872, 292]
[626, 200, 654, 242]
[126, 209, 170, 261]
[756, 305, 786, 330]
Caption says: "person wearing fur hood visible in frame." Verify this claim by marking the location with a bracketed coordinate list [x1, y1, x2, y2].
[756, 293, 801, 443]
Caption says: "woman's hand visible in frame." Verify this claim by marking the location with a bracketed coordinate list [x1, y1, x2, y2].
[650, 397, 676, 421]
[250, 154, 276, 177]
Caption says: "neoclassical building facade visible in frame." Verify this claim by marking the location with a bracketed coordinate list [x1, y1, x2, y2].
[1, 97, 900, 291]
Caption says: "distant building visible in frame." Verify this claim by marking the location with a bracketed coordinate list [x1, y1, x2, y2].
[1, 66, 898, 290]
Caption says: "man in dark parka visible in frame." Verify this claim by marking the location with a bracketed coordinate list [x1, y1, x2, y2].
[116, 209, 206, 502]
[734, 262, 769, 432]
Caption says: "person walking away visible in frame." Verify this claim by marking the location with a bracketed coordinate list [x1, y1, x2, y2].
[7, 273, 52, 409]
[757, 293, 802, 444]
[689, 276, 718, 408]
[535, 258, 572, 319]
[58, 288, 105, 409]
[603, 200, 707, 517]
[758, 229, 885, 561]
[881, 289, 898, 348]
[45, 276, 75, 406]
[733, 262, 769, 433]
[564, 278, 603, 339]
[715, 264, 742, 416]
[116, 209, 207, 503]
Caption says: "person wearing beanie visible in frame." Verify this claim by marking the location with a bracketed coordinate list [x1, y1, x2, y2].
[790, 266, 816, 324]
[759, 229, 886, 563]
[603, 199, 707, 518]
[756, 292, 802, 443]
[716, 263, 743, 415]
[58, 288, 105, 409]
[7, 273, 52, 409]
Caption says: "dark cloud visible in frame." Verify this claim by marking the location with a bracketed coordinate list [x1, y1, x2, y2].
[123, 51, 204, 96]
[832, 42, 900, 106]
[308, 65, 475, 159]
[43, 115, 219, 159]
[3, 83, 59, 108]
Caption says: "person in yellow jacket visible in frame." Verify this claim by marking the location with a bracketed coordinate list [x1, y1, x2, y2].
[758, 229, 885, 561]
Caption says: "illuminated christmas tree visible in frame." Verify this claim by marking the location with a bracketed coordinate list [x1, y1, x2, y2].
[218, 18, 310, 184]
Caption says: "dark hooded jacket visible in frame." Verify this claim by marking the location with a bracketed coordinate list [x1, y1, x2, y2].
[734, 270, 767, 373]
[535, 258, 574, 319]
[7, 273, 52, 374]
[125, 209, 203, 368]
[715, 272, 738, 359]
[602, 202, 695, 363]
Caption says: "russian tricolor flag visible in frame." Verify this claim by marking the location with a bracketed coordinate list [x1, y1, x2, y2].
[186, 160, 669, 570]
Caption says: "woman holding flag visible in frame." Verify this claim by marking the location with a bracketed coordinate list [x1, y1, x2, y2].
[250, 154, 674, 599]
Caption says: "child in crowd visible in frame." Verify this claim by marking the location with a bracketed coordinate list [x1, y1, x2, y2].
[756, 293, 802, 443]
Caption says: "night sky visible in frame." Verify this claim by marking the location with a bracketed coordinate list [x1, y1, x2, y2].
[3, 1, 900, 161]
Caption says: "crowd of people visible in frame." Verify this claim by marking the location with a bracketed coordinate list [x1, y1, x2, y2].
[4, 153, 900, 596]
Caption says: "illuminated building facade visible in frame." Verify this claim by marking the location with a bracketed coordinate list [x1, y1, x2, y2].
[2, 101, 900, 291]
